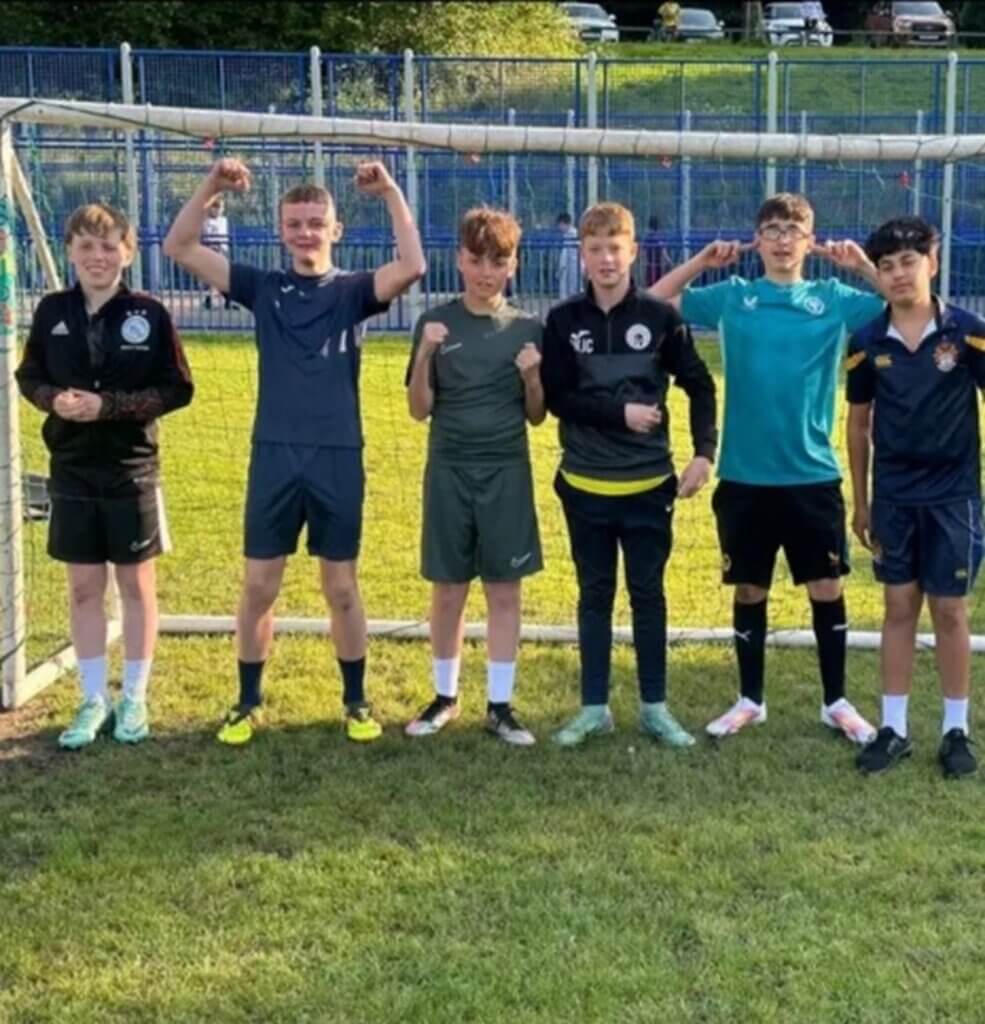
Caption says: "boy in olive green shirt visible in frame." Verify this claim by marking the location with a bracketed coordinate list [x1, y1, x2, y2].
[405, 207, 545, 745]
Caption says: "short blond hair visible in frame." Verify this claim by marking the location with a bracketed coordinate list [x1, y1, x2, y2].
[279, 184, 335, 217]
[579, 202, 635, 241]
[63, 203, 135, 249]
[459, 206, 521, 259]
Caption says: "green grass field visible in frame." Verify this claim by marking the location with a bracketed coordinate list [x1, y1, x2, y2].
[6, 334, 985, 1023]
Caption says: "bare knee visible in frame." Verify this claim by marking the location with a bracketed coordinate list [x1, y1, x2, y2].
[930, 597, 967, 637]
[484, 582, 521, 618]
[884, 585, 922, 628]
[68, 571, 106, 610]
[433, 583, 468, 617]
[242, 575, 280, 615]
[324, 579, 359, 615]
[735, 583, 769, 605]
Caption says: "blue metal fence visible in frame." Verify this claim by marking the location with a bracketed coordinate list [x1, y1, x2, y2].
[3, 45, 984, 327]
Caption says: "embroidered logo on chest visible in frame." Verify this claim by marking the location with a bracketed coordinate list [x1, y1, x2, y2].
[625, 324, 652, 351]
[121, 311, 151, 344]
[933, 341, 959, 373]
[742, 295, 758, 311]
[569, 330, 594, 354]
[803, 297, 826, 316]
[875, 354, 892, 369]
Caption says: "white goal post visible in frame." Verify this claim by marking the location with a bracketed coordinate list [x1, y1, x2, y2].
[2, 96, 984, 709]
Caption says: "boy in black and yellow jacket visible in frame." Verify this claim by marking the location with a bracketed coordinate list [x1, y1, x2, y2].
[541, 202, 717, 747]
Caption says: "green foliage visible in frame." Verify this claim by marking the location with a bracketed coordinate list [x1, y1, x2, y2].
[0, 1, 580, 57]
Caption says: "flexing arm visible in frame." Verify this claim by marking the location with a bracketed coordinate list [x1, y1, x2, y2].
[163, 158, 251, 293]
[846, 402, 873, 549]
[356, 162, 426, 304]
[407, 321, 444, 421]
[648, 240, 752, 309]
[516, 343, 546, 425]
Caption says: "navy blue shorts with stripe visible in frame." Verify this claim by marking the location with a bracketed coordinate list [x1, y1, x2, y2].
[871, 498, 984, 597]
[244, 442, 364, 561]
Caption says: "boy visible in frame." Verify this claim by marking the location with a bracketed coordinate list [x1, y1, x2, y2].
[848, 217, 985, 778]
[16, 203, 193, 748]
[541, 202, 717, 748]
[404, 207, 544, 746]
[650, 192, 884, 745]
[201, 196, 230, 309]
[163, 158, 425, 745]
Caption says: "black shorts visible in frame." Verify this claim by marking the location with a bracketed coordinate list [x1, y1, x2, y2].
[244, 442, 363, 561]
[47, 470, 170, 565]
[712, 479, 849, 588]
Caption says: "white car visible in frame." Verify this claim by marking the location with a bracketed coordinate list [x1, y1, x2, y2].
[559, 2, 620, 43]
[764, 1, 834, 46]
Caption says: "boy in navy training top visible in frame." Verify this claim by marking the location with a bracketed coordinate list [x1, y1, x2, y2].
[847, 216, 985, 779]
[164, 158, 425, 745]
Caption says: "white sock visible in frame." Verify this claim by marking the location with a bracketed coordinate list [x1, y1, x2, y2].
[78, 656, 108, 703]
[123, 659, 152, 702]
[487, 661, 516, 704]
[882, 694, 909, 738]
[433, 657, 461, 699]
[942, 697, 969, 736]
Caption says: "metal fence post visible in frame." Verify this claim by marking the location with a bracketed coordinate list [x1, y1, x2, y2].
[586, 52, 598, 208]
[0, 124, 27, 709]
[403, 49, 422, 327]
[310, 46, 324, 188]
[940, 52, 957, 302]
[565, 109, 576, 219]
[681, 109, 692, 261]
[913, 109, 924, 218]
[765, 51, 778, 198]
[798, 110, 807, 196]
[507, 108, 517, 216]
[120, 42, 143, 287]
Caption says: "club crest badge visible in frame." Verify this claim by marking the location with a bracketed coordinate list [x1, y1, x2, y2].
[932, 341, 959, 373]
[803, 296, 826, 316]
[625, 323, 652, 350]
[121, 311, 151, 344]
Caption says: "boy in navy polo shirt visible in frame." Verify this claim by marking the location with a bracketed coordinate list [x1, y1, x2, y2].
[651, 193, 884, 746]
[164, 158, 425, 745]
[848, 217, 985, 778]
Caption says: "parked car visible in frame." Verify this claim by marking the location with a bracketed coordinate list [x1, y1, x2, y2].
[763, 2, 834, 47]
[649, 7, 726, 42]
[864, 1, 956, 47]
[559, 2, 620, 43]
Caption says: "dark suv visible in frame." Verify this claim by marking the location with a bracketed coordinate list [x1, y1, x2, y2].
[864, 1, 956, 47]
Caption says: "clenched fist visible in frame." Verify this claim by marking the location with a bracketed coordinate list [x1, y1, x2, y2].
[354, 161, 397, 197]
[208, 158, 251, 194]
[515, 342, 541, 380]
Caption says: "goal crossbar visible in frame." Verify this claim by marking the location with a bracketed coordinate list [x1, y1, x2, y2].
[2, 97, 984, 163]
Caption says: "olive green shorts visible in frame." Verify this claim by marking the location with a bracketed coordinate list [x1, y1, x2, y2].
[421, 460, 543, 583]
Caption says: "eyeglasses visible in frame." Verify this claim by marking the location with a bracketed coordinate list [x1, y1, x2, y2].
[758, 224, 810, 242]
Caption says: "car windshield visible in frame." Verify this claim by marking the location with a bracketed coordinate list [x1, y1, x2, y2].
[681, 8, 716, 25]
[893, 1, 945, 15]
[564, 3, 608, 18]
[770, 4, 807, 17]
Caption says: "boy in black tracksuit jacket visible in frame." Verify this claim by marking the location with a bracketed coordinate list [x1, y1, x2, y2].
[542, 202, 717, 748]
[16, 203, 193, 749]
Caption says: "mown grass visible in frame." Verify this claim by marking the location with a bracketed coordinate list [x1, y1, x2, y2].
[3, 636, 985, 1023]
[9, 332, 985, 1022]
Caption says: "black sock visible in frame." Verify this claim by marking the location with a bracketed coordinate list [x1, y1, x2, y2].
[487, 700, 509, 715]
[811, 596, 847, 706]
[339, 657, 366, 706]
[437, 694, 458, 707]
[237, 660, 265, 708]
[734, 600, 767, 705]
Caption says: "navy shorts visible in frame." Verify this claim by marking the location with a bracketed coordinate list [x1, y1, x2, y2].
[870, 498, 984, 597]
[244, 442, 364, 561]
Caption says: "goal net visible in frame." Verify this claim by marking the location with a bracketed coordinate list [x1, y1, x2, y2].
[3, 96, 985, 707]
